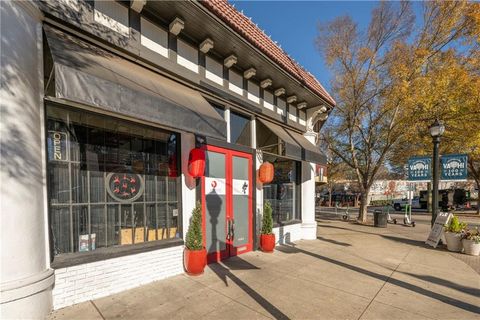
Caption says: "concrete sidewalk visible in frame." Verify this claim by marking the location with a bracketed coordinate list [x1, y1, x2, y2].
[47, 215, 480, 320]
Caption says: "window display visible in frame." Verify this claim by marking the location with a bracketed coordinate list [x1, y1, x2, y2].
[262, 154, 301, 225]
[47, 105, 180, 257]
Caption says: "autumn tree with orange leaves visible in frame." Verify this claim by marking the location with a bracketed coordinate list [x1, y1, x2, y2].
[317, 1, 480, 222]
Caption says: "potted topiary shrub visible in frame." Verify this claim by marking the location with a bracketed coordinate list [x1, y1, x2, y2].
[184, 202, 206, 275]
[444, 215, 467, 252]
[260, 201, 275, 252]
[461, 227, 480, 256]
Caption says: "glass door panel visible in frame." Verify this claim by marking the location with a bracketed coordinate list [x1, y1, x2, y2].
[232, 156, 250, 251]
[204, 151, 227, 257]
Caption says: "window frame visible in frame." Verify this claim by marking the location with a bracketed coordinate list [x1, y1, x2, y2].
[229, 110, 252, 147]
[45, 102, 184, 268]
[261, 152, 302, 227]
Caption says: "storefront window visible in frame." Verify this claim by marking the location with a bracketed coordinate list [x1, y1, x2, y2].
[230, 111, 251, 146]
[262, 154, 301, 225]
[47, 105, 180, 257]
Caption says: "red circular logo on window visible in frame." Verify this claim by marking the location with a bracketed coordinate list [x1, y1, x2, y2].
[106, 173, 145, 202]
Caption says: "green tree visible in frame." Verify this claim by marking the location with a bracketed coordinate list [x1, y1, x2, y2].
[316, 1, 479, 222]
[185, 202, 203, 250]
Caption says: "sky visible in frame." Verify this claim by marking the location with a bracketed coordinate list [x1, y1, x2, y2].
[230, 1, 421, 92]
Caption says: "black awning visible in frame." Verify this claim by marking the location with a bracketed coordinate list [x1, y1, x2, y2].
[257, 119, 302, 161]
[44, 25, 226, 140]
[257, 119, 327, 164]
[287, 130, 327, 164]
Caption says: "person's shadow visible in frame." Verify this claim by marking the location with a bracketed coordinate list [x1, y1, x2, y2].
[206, 189, 223, 259]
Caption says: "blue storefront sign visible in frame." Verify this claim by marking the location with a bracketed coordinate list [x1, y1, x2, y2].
[408, 157, 431, 181]
[441, 154, 468, 180]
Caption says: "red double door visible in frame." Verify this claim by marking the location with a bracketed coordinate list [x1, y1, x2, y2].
[201, 145, 253, 263]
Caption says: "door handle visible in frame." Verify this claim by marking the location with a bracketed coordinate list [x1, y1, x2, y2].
[226, 219, 234, 241]
[226, 220, 231, 240]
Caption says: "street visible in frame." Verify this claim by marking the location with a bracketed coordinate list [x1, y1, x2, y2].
[316, 206, 480, 229]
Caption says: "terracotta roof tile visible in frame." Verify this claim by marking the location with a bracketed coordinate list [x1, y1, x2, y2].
[200, 0, 335, 106]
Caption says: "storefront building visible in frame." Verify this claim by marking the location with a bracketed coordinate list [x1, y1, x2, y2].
[0, 0, 334, 317]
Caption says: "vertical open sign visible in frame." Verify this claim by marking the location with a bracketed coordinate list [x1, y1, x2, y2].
[48, 131, 68, 162]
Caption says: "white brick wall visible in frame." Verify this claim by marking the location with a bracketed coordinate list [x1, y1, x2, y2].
[273, 223, 303, 245]
[52, 245, 184, 309]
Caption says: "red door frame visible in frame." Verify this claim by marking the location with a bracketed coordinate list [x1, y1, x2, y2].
[200, 145, 253, 263]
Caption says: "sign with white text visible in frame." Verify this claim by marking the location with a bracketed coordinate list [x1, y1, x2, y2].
[408, 157, 431, 181]
[48, 131, 68, 162]
[441, 154, 468, 181]
[426, 212, 452, 248]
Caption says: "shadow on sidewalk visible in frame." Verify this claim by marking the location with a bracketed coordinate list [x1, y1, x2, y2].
[379, 234, 430, 248]
[316, 223, 381, 236]
[316, 236, 351, 247]
[276, 244, 480, 314]
[398, 272, 480, 297]
[209, 257, 289, 320]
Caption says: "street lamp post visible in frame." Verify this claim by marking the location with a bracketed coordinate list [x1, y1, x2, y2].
[429, 119, 445, 226]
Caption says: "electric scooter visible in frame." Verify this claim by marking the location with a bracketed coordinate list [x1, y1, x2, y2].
[342, 206, 350, 221]
[403, 204, 415, 227]
[335, 203, 350, 221]
[386, 205, 397, 224]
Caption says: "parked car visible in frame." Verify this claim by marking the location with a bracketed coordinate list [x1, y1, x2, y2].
[392, 196, 423, 211]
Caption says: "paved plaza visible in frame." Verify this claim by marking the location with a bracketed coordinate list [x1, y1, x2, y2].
[47, 213, 480, 320]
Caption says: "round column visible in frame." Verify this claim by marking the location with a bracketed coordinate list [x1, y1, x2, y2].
[301, 132, 318, 240]
[0, 1, 54, 318]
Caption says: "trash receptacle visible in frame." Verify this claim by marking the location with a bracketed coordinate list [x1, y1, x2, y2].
[373, 210, 387, 228]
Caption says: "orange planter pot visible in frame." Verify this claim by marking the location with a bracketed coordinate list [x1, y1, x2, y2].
[260, 234, 275, 252]
[184, 248, 207, 276]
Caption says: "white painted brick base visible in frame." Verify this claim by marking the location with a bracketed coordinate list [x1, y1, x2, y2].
[273, 223, 302, 245]
[52, 245, 184, 309]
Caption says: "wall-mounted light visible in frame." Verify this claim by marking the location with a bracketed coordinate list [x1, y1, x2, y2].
[199, 38, 214, 53]
[297, 102, 307, 109]
[274, 88, 285, 96]
[260, 79, 272, 88]
[169, 17, 184, 36]
[286, 95, 297, 104]
[224, 55, 237, 68]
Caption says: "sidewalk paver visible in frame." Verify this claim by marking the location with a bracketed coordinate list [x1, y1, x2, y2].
[47, 214, 480, 320]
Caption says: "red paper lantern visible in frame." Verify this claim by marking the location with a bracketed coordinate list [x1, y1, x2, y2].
[188, 148, 205, 178]
[259, 161, 274, 184]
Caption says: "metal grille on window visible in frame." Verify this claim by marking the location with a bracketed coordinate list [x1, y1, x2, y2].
[47, 105, 180, 256]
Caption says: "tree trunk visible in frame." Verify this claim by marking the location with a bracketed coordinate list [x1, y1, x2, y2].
[329, 185, 333, 207]
[358, 189, 370, 223]
[475, 179, 480, 215]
